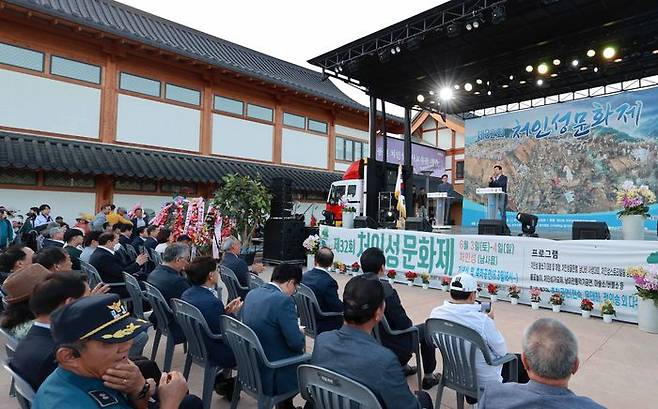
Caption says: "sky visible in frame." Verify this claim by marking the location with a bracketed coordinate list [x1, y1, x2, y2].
[118, 0, 447, 116]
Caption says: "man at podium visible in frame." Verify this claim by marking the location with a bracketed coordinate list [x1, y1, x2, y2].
[488, 165, 508, 220]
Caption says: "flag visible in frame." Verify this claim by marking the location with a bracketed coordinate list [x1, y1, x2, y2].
[394, 164, 406, 226]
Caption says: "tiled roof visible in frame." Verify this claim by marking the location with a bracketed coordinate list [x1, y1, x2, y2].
[0, 131, 342, 193]
[5, 0, 364, 110]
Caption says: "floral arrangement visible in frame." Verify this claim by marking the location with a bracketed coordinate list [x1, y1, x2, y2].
[405, 271, 418, 282]
[627, 265, 658, 304]
[549, 292, 564, 305]
[387, 269, 397, 279]
[580, 298, 594, 311]
[487, 283, 499, 295]
[421, 273, 431, 284]
[616, 181, 656, 217]
[340, 198, 357, 213]
[351, 262, 360, 272]
[601, 300, 616, 315]
[441, 276, 451, 286]
[332, 261, 341, 271]
[530, 288, 542, 303]
[508, 284, 521, 299]
[338, 263, 347, 274]
[303, 234, 321, 255]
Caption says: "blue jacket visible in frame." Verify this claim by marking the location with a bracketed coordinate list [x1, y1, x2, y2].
[221, 252, 250, 300]
[0, 218, 14, 248]
[11, 324, 56, 390]
[480, 380, 605, 409]
[181, 285, 235, 368]
[302, 267, 343, 334]
[242, 284, 305, 395]
[147, 265, 190, 343]
[311, 325, 422, 409]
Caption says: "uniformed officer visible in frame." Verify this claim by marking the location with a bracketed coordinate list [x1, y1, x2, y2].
[33, 294, 198, 409]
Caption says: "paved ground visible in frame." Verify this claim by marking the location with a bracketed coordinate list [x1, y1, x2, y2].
[1, 267, 657, 408]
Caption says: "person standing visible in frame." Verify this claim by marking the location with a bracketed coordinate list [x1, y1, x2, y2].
[437, 174, 454, 224]
[34, 204, 53, 230]
[488, 165, 508, 220]
[130, 208, 149, 237]
[416, 187, 428, 219]
[0, 207, 14, 250]
[91, 204, 112, 231]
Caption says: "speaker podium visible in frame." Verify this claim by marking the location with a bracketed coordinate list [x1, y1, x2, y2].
[476, 187, 506, 219]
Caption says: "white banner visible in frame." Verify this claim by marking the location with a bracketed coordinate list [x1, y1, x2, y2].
[319, 226, 656, 323]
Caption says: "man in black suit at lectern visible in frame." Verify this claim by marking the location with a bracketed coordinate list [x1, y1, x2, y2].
[488, 165, 508, 220]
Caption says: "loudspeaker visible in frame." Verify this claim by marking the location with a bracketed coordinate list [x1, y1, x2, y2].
[270, 177, 293, 217]
[262, 218, 305, 263]
[478, 219, 511, 236]
[405, 217, 432, 232]
[572, 221, 610, 240]
[354, 216, 378, 229]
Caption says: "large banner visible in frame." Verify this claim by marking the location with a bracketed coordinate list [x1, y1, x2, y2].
[375, 136, 446, 176]
[320, 225, 655, 323]
[463, 86, 658, 230]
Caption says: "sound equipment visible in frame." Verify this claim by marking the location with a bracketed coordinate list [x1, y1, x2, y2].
[262, 217, 305, 264]
[572, 221, 610, 240]
[354, 216, 378, 229]
[478, 219, 511, 236]
[270, 177, 293, 217]
[405, 217, 432, 232]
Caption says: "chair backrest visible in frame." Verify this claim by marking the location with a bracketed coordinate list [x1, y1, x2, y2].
[424, 318, 493, 396]
[292, 283, 320, 338]
[143, 282, 174, 335]
[0, 327, 18, 357]
[298, 365, 383, 409]
[3, 360, 35, 409]
[371, 315, 393, 343]
[171, 299, 213, 367]
[123, 273, 145, 320]
[80, 260, 102, 288]
[219, 265, 247, 302]
[148, 248, 162, 266]
[220, 315, 267, 397]
[249, 273, 265, 289]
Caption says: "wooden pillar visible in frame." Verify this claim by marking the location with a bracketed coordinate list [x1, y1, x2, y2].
[200, 82, 213, 155]
[273, 98, 283, 164]
[95, 175, 113, 212]
[99, 56, 118, 143]
[403, 107, 414, 217]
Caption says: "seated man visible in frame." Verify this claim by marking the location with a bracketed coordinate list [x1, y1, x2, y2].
[89, 232, 148, 298]
[34, 247, 73, 273]
[131, 226, 149, 250]
[145, 225, 160, 250]
[480, 318, 604, 409]
[359, 247, 438, 387]
[63, 228, 84, 270]
[42, 226, 66, 248]
[311, 276, 432, 408]
[242, 263, 306, 409]
[301, 247, 343, 334]
[33, 293, 201, 409]
[80, 230, 102, 264]
[220, 236, 264, 300]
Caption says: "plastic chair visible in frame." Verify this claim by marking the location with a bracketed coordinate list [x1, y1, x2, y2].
[425, 318, 518, 409]
[292, 283, 343, 339]
[220, 265, 249, 302]
[143, 282, 184, 372]
[123, 272, 146, 320]
[372, 315, 423, 391]
[249, 273, 265, 289]
[3, 359, 35, 409]
[171, 299, 232, 409]
[1, 328, 18, 397]
[298, 364, 383, 409]
[221, 315, 311, 409]
[80, 260, 102, 288]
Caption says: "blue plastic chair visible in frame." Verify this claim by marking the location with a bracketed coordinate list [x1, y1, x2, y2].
[249, 273, 265, 289]
[3, 359, 35, 409]
[298, 364, 383, 409]
[220, 265, 249, 302]
[292, 283, 343, 339]
[123, 272, 147, 320]
[372, 315, 422, 390]
[143, 282, 185, 372]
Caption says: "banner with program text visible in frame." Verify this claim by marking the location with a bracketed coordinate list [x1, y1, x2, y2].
[319, 226, 656, 323]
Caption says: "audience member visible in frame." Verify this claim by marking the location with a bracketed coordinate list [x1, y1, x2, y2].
[0, 207, 14, 250]
[155, 227, 173, 255]
[42, 225, 66, 248]
[34, 247, 73, 272]
[55, 216, 66, 228]
[17, 207, 39, 238]
[0, 245, 34, 285]
[145, 225, 160, 250]
[301, 247, 343, 334]
[34, 204, 53, 229]
[176, 235, 192, 246]
[310, 276, 432, 409]
[89, 233, 147, 298]
[80, 230, 102, 264]
[33, 294, 202, 409]
[91, 203, 112, 231]
[130, 207, 149, 237]
[132, 226, 148, 249]
[182, 256, 241, 397]
[242, 263, 305, 409]
[106, 206, 133, 227]
[63, 228, 84, 270]
[480, 318, 605, 409]
[220, 235, 265, 300]
[0, 263, 51, 339]
[74, 213, 92, 234]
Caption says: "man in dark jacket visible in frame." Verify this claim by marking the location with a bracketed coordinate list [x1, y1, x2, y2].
[220, 236, 264, 300]
[488, 164, 508, 220]
[89, 233, 148, 298]
[301, 247, 343, 334]
[63, 228, 84, 270]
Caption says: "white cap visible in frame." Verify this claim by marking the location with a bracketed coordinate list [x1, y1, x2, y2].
[450, 273, 478, 292]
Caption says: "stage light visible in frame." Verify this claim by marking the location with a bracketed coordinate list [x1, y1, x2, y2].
[473, 20, 480, 29]
[476, 78, 483, 84]
[525, 65, 533, 72]
[428, 90, 434, 95]
[446, 22, 461, 38]
[537, 63, 549, 74]
[502, 84, 509, 88]
[653, 49, 658, 55]
[464, 82, 473, 91]
[416, 94, 425, 103]
[536, 79, 543, 86]
[454, 84, 460, 90]
[553, 59, 561, 65]
[509, 75, 514, 80]
[614, 58, 622, 63]
[487, 90, 492, 96]
[587, 49, 596, 57]
[602, 46, 616, 59]
[474, 91, 481, 95]
[519, 80, 527, 84]
[439, 87, 453, 101]
[571, 59, 579, 67]
[516, 212, 539, 237]
[466, 22, 473, 31]
[580, 66, 588, 71]
[593, 67, 599, 72]
[491, 4, 506, 24]
[550, 73, 558, 77]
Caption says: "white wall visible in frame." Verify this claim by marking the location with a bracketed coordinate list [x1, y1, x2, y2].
[112, 194, 175, 215]
[335, 124, 368, 141]
[0, 189, 95, 226]
[0, 68, 100, 137]
[334, 162, 350, 172]
[117, 94, 200, 151]
[282, 128, 328, 169]
[212, 114, 273, 161]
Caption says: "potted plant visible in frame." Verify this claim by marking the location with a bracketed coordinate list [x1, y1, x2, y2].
[340, 198, 357, 229]
[331, 261, 341, 273]
[580, 298, 594, 319]
[487, 283, 499, 302]
[421, 273, 431, 290]
[338, 262, 347, 275]
[211, 174, 272, 264]
[508, 284, 521, 305]
[351, 261, 360, 276]
[530, 288, 541, 310]
[387, 269, 397, 285]
[601, 300, 616, 323]
[628, 265, 658, 333]
[549, 292, 564, 312]
[303, 234, 320, 270]
[441, 276, 450, 291]
[405, 271, 418, 287]
[616, 181, 655, 240]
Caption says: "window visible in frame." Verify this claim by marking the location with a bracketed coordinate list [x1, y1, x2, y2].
[0, 42, 44, 71]
[114, 179, 157, 192]
[283, 112, 305, 128]
[50, 56, 101, 84]
[347, 185, 357, 197]
[354, 141, 363, 159]
[344, 139, 353, 161]
[335, 136, 345, 160]
[336, 137, 367, 162]
[308, 119, 328, 134]
[120, 72, 161, 97]
[44, 172, 95, 188]
[165, 83, 200, 106]
[456, 160, 465, 179]
[214, 95, 243, 115]
[247, 103, 273, 122]
[0, 169, 37, 185]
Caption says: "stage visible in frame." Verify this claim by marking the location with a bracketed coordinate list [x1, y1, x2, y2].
[440, 225, 658, 241]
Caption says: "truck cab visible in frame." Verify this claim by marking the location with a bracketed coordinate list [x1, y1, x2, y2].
[325, 160, 365, 223]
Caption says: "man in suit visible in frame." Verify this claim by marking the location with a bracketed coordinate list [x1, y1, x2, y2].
[63, 228, 84, 270]
[145, 225, 160, 250]
[89, 232, 148, 298]
[131, 226, 148, 250]
[130, 207, 149, 238]
[311, 276, 432, 409]
[488, 164, 508, 220]
[33, 204, 53, 229]
[242, 263, 306, 409]
[437, 174, 454, 225]
[301, 247, 343, 334]
[360, 247, 439, 389]
[42, 226, 66, 249]
[34, 247, 73, 273]
[220, 236, 264, 300]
